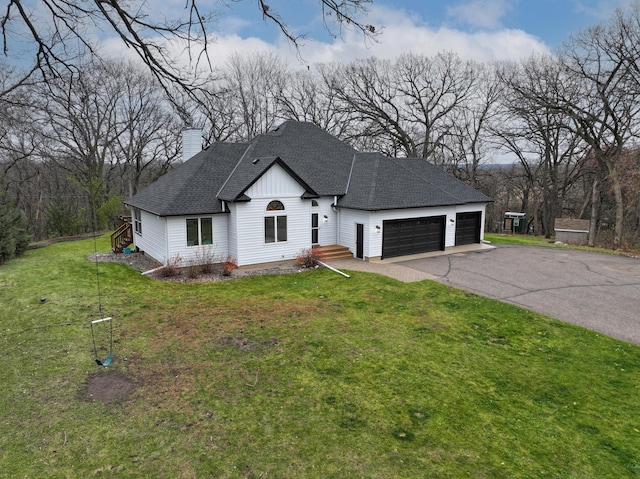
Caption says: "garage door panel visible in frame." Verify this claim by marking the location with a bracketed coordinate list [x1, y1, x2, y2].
[382, 216, 445, 259]
[455, 212, 481, 245]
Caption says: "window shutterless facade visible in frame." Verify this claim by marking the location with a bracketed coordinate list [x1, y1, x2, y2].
[133, 208, 142, 235]
[265, 200, 287, 243]
[186, 217, 213, 246]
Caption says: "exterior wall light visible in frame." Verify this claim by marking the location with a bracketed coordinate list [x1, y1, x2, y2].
[375, 225, 381, 233]
[323, 215, 329, 223]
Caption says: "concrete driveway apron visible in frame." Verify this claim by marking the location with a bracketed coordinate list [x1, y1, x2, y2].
[398, 245, 640, 345]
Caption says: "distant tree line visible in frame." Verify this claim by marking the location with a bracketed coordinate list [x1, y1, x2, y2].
[2, 3, 640, 257]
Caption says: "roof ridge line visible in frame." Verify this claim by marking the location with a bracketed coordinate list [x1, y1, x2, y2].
[345, 153, 358, 195]
[216, 143, 253, 197]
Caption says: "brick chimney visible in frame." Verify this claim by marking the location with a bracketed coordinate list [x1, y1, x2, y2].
[182, 128, 202, 162]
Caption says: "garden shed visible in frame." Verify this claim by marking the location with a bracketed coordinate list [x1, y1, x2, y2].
[503, 212, 527, 234]
[554, 218, 590, 245]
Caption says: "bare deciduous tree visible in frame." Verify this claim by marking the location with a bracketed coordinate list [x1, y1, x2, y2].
[498, 56, 585, 237]
[1, 0, 376, 97]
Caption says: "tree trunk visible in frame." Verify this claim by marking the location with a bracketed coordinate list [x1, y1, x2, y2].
[588, 176, 600, 247]
[611, 175, 624, 249]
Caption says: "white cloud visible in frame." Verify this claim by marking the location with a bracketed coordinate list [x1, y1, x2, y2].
[100, 4, 551, 74]
[572, 0, 636, 20]
[446, 0, 513, 30]
[273, 5, 550, 64]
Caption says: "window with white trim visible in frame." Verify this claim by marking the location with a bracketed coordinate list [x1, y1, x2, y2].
[265, 200, 287, 243]
[133, 208, 142, 235]
[186, 217, 213, 246]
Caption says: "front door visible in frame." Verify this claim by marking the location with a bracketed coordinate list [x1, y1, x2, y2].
[356, 223, 364, 259]
[311, 213, 319, 245]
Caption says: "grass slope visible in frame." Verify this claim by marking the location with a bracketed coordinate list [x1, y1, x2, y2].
[1, 236, 639, 478]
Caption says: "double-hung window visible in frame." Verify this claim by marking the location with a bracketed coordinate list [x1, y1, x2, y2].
[186, 217, 213, 246]
[133, 208, 142, 235]
[265, 200, 287, 243]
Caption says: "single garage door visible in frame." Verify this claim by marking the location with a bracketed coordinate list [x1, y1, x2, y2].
[382, 216, 445, 259]
[455, 211, 481, 246]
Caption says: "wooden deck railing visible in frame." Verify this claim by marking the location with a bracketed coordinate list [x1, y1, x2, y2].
[111, 220, 133, 253]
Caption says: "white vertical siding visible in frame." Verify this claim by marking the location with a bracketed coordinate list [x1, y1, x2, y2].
[131, 209, 168, 263]
[236, 164, 309, 266]
[166, 214, 229, 265]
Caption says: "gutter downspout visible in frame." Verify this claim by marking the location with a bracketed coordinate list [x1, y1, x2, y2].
[334, 195, 340, 246]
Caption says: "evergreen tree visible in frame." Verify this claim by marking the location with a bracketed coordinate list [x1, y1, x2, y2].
[0, 190, 30, 264]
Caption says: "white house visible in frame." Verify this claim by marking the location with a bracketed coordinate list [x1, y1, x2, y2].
[124, 121, 492, 267]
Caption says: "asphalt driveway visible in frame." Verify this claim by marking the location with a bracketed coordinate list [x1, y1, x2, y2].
[397, 245, 640, 345]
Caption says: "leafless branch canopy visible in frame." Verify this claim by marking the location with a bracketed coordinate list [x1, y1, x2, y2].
[1, 0, 376, 97]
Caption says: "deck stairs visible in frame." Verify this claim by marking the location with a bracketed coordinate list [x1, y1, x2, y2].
[111, 218, 133, 253]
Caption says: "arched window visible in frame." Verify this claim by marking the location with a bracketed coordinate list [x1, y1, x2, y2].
[265, 200, 287, 243]
[311, 200, 319, 207]
[266, 200, 285, 211]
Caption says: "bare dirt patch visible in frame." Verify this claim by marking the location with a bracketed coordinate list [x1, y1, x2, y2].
[215, 336, 279, 351]
[80, 370, 136, 402]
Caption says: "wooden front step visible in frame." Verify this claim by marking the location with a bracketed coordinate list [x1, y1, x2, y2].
[314, 245, 353, 261]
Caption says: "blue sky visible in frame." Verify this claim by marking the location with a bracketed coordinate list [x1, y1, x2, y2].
[5, 0, 635, 70]
[195, 0, 635, 64]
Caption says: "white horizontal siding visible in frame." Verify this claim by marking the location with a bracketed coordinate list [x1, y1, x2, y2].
[227, 203, 238, 260]
[338, 208, 370, 258]
[166, 214, 229, 265]
[132, 209, 168, 264]
[315, 197, 338, 246]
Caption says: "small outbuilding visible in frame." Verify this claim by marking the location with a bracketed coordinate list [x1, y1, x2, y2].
[503, 212, 526, 234]
[554, 218, 590, 245]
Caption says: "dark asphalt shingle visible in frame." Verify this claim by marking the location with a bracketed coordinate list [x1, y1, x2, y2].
[125, 121, 491, 216]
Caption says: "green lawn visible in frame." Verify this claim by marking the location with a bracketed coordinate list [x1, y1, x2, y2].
[484, 233, 621, 255]
[1, 237, 639, 478]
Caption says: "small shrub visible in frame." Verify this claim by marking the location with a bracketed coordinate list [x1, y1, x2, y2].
[161, 254, 182, 277]
[220, 256, 237, 277]
[185, 262, 200, 279]
[195, 247, 217, 275]
[296, 248, 324, 268]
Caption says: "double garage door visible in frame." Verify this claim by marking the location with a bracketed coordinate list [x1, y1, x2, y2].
[382, 212, 482, 259]
[382, 216, 445, 259]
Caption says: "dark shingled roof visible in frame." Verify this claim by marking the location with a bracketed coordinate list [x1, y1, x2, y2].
[339, 153, 492, 210]
[218, 155, 318, 201]
[125, 142, 248, 216]
[125, 121, 491, 216]
[245, 121, 357, 196]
